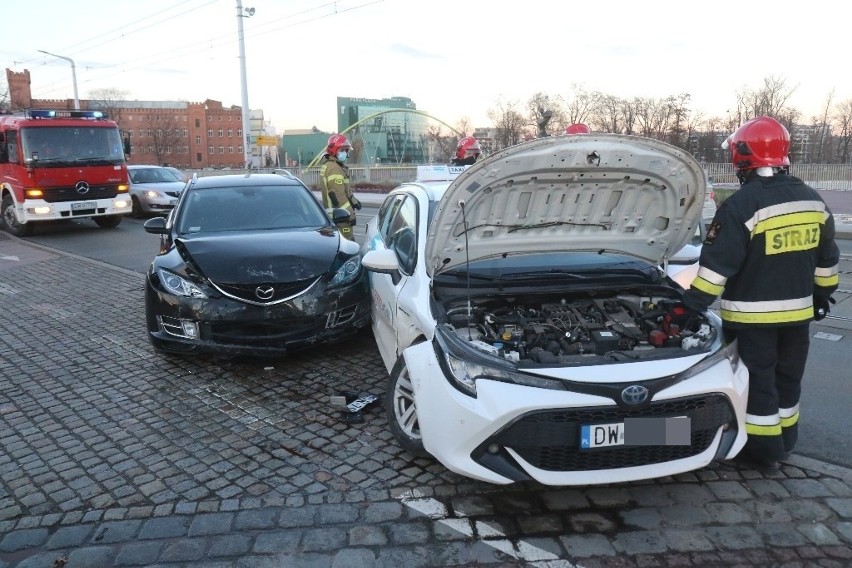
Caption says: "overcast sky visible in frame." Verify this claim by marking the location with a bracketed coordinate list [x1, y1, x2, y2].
[4, 0, 849, 134]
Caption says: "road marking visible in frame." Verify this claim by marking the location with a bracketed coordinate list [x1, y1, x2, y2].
[814, 332, 843, 341]
[1, 255, 20, 261]
[397, 488, 581, 567]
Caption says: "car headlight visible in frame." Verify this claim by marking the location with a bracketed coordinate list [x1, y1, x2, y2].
[329, 256, 362, 288]
[156, 268, 207, 298]
[678, 337, 740, 381]
[144, 190, 162, 199]
[434, 326, 566, 397]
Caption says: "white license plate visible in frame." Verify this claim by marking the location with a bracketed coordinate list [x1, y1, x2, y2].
[581, 422, 624, 449]
[71, 201, 97, 211]
[581, 417, 691, 449]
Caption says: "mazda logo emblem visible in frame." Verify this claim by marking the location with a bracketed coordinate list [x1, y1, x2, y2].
[621, 385, 649, 405]
[255, 286, 274, 300]
[75, 181, 90, 195]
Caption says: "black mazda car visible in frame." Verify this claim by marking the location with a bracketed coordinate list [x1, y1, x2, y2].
[143, 172, 370, 356]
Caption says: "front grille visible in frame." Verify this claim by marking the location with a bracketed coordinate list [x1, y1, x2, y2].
[477, 394, 734, 472]
[43, 184, 122, 203]
[212, 276, 319, 305]
[209, 318, 322, 346]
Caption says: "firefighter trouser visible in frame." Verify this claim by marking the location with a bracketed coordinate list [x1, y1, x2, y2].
[724, 324, 810, 461]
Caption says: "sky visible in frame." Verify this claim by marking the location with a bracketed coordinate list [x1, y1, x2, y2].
[3, 0, 850, 135]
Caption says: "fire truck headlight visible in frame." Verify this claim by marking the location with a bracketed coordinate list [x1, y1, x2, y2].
[114, 199, 131, 209]
[26, 189, 44, 198]
[30, 206, 52, 215]
[117, 184, 129, 193]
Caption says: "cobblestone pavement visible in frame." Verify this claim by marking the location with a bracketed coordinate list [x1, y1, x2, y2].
[1, 233, 851, 567]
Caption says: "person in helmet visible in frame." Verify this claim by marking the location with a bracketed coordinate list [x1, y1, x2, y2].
[564, 123, 591, 135]
[681, 116, 839, 471]
[451, 136, 481, 166]
[318, 134, 361, 241]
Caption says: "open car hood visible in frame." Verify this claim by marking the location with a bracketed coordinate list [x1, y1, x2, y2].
[426, 134, 706, 276]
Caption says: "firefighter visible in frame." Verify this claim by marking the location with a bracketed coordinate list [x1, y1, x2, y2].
[681, 115, 840, 470]
[451, 136, 481, 166]
[318, 134, 361, 241]
[564, 123, 591, 135]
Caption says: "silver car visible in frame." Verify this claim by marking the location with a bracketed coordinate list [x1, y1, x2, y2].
[128, 165, 186, 217]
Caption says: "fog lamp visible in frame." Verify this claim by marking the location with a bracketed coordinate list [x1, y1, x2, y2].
[181, 321, 200, 339]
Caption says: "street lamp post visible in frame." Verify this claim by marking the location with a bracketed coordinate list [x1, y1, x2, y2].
[236, 1, 254, 170]
[38, 49, 79, 110]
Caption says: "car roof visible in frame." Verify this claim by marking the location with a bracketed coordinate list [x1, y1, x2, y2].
[187, 173, 306, 189]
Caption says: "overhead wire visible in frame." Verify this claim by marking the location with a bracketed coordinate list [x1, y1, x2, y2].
[29, 0, 386, 99]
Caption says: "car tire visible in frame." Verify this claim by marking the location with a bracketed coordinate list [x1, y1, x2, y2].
[131, 196, 145, 218]
[386, 355, 429, 457]
[2, 194, 33, 237]
[94, 215, 123, 229]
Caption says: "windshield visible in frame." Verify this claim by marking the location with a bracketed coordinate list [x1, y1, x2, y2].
[21, 126, 125, 166]
[177, 184, 331, 234]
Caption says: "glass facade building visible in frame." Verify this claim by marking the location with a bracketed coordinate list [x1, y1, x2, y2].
[337, 96, 429, 165]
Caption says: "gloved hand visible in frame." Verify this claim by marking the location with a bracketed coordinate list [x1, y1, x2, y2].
[814, 296, 836, 321]
[350, 195, 362, 210]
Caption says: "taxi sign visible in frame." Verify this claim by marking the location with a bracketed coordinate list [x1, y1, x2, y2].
[416, 164, 470, 182]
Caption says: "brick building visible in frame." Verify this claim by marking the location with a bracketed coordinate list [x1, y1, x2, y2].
[5, 68, 254, 169]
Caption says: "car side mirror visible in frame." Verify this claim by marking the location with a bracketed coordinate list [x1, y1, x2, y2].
[331, 208, 351, 224]
[143, 216, 168, 234]
[362, 248, 402, 285]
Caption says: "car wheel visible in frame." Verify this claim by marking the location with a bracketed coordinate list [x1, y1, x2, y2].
[94, 215, 123, 229]
[131, 196, 145, 218]
[2, 194, 33, 237]
[386, 356, 429, 457]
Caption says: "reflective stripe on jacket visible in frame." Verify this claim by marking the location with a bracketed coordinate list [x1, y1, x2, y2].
[684, 173, 840, 328]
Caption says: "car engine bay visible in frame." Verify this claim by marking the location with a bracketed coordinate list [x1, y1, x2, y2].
[442, 293, 717, 365]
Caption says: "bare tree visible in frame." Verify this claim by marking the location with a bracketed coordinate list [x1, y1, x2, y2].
[811, 90, 835, 163]
[150, 116, 185, 166]
[733, 74, 798, 124]
[563, 84, 599, 128]
[0, 74, 9, 113]
[88, 87, 131, 128]
[455, 117, 473, 137]
[833, 99, 852, 164]
[425, 124, 455, 163]
[526, 93, 565, 136]
[487, 97, 526, 149]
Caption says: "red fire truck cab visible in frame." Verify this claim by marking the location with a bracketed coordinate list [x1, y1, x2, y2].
[0, 109, 132, 236]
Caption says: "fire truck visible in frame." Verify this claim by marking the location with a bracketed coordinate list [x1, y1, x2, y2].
[0, 109, 132, 236]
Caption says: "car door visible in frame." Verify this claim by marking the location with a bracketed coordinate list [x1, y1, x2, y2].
[365, 191, 423, 371]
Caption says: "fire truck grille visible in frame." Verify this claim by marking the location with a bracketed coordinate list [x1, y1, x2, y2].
[44, 184, 122, 203]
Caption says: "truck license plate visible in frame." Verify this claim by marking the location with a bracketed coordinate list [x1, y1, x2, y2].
[71, 201, 97, 211]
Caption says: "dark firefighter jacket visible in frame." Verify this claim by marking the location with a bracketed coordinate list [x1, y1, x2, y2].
[683, 173, 840, 328]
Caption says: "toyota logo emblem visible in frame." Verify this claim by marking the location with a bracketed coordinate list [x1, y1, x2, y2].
[75, 181, 91, 195]
[255, 286, 274, 300]
[621, 385, 649, 405]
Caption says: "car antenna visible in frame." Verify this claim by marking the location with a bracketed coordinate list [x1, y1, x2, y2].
[459, 199, 473, 340]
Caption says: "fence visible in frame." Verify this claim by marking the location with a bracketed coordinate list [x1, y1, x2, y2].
[197, 163, 852, 191]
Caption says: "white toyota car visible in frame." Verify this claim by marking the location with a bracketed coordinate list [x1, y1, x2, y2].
[361, 134, 747, 486]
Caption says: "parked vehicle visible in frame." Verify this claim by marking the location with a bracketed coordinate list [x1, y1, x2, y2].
[0, 109, 131, 236]
[143, 173, 370, 356]
[360, 135, 748, 486]
[128, 165, 186, 217]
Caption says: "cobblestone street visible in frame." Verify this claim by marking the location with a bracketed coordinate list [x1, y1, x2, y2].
[1, 234, 851, 567]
